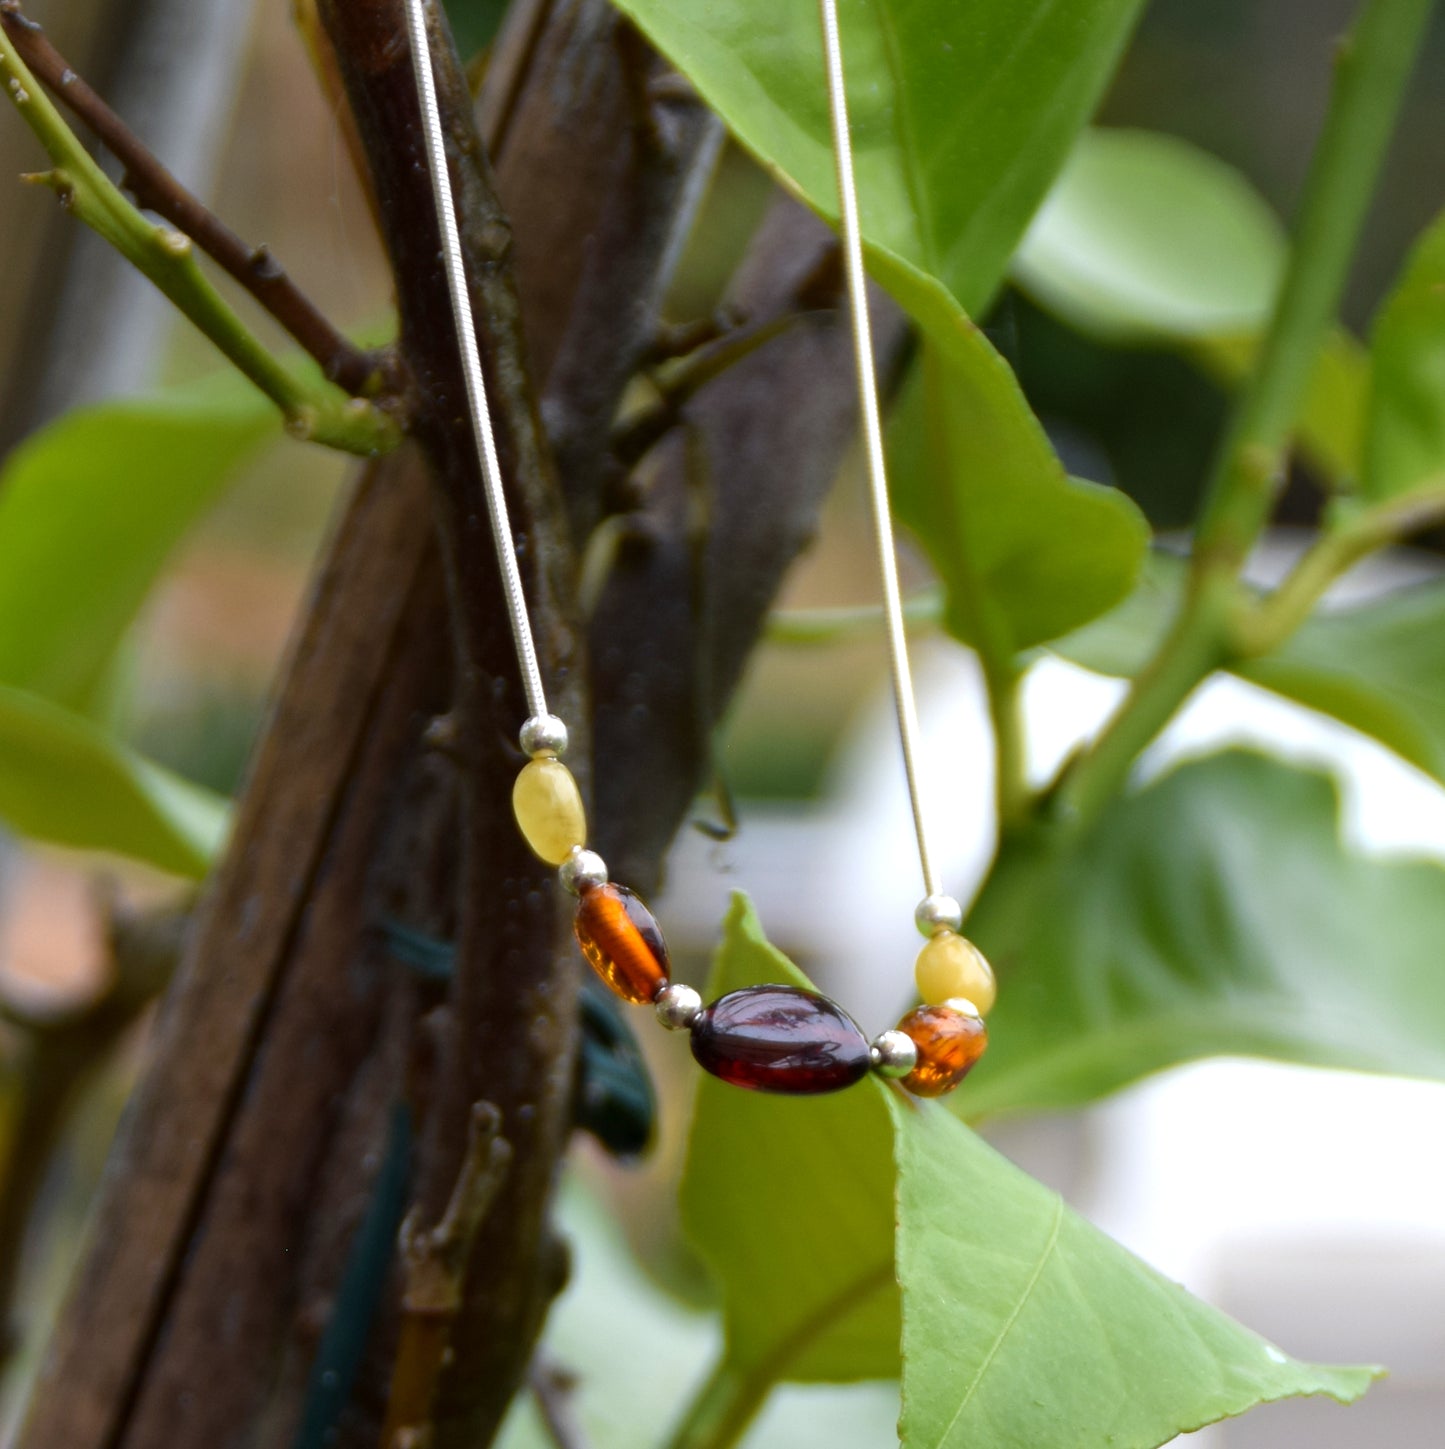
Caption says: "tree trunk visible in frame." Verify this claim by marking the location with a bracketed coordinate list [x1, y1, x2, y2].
[16, 3, 902, 1446]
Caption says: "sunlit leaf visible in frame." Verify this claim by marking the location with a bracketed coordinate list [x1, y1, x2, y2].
[890, 315, 1148, 659]
[1014, 129, 1283, 342]
[681, 896, 899, 1386]
[1363, 208, 1445, 500]
[0, 370, 275, 713]
[611, 0, 1149, 318]
[0, 683, 228, 876]
[893, 1097, 1376, 1449]
[960, 751, 1445, 1118]
[1013, 127, 1366, 487]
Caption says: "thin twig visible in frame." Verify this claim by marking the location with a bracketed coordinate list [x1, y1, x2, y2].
[381, 1103, 511, 1448]
[0, 0, 387, 395]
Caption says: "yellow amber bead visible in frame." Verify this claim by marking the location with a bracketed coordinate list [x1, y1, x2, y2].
[914, 930, 996, 1015]
[512, 757, 587, 864]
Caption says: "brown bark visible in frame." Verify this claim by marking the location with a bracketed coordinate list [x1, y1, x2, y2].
[15, 3, 903, 1447]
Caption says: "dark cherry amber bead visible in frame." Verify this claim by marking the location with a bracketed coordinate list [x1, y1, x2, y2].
[574, 882, 670, 1005]
[897, 1003, 988, 1097]
[690, 985, 870, 1094]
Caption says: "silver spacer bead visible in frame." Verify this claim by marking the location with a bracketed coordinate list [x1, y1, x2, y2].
[520, 713, 569, 759]
[559, 847, 608, 896]
[915, 892, 964, 938]
[869, 1029, 918, 1079]
[655, 982, 702, 1031]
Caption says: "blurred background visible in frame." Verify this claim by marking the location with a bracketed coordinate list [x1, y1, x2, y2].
[0, 0, 1442, 1444]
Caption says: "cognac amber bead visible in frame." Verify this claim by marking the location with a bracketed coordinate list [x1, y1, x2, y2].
[897, 1003, 988, 1097]
[574, 883, 670, 1006]
[690, 985, 870, 1094]
[914, 930, 996, 1015]
[512, 756, 587, 864]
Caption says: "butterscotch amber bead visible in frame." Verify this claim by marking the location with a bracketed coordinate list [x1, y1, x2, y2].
[512, 756, 587, 864]
[914, 930, 995, 1015]
[897, 1003, 988, 1097]
[574, 883, 670, 1005]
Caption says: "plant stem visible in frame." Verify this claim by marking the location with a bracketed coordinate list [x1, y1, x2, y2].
[985, 655, 1030, 832]
[660, 1355, 770, 1449]
[0, 22, 399, 456]
[1232, 484, 1445, 655]
[1056, 0, 1432, 830]
[1194, 0, 1435, 570]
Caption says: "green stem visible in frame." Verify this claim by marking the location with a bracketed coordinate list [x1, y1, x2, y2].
[0, 28, 398, 456]
[1196, 0, 1434, 569]
[984, 655, 1029, 833]
[1233, 483, 1445, 656]
[661, 1355, 771, 1449]
[765, 588, 944, 646]
[1056, 0, 1432, 830]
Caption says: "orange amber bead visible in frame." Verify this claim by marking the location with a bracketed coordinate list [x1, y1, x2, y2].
[574, 883, 670, 1006]
[897, 1003, 988, 1098]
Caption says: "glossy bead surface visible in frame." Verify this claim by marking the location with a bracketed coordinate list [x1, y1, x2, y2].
[914, 930, 996, 1015]
[690, 985, 870, 1094]
[560, 847, 608, 896]
[512, 756, 587, 864]
[869, 1028, 918, 1079]
[915, 893, 964, 937]
[655, 982, 702, 1031]
[520, 713, 569, 758]
[896, 1002, 988, 1097]
[574, 883, 670, 1005]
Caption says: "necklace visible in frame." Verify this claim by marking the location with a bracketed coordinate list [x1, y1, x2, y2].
[403, 0, 996, 1099]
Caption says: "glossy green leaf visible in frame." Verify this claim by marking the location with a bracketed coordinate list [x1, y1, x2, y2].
[960, 750, 1445, 1118]
[1013, 129, 1284, 343]
[1012, 127, 1366, 487]
[0, 370, 275, 712]
[892, 1097, 1376, 1449]
[890, 319, 1149, 658]
[1363, 209, 1445, 499]
[1059, 555, 1445, 788]
[0, 683, 228, 876]
[610, 0, 1148, 319]
[681, 895, 899, 1387]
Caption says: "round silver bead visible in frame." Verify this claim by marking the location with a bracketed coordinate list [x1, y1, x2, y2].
[915, 892, 964, 937]
[654, 982, 702, 1031]
[558, 847, 608, 896]
[869, 1029, 918, 1079]
[520, 713, 569, 759]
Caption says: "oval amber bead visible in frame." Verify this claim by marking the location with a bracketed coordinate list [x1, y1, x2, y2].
[574, 883, 670, 1006]
[897, 1003, 988, 1098]
[690, 985, 870, 1094]
[914, 930, 996, 1015]
[512, 756, 587, 865]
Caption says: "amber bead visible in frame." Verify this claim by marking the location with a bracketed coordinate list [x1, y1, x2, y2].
[574, 883, 670, 1006]
[914, 930, 996, 1015]
[897, 1003, 988, 1097]
[512, 756, 587, 864]
[690, 985, 871, 1094]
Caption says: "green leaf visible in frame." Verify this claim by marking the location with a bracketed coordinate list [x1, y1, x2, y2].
[610, 0, 1149, 320]
[890, 321, 1149, 657]
[892, 1097, 1376, 1449]
[0, 370, 275, 712]
[680, 895, 899, 1387]
[1363, 208, 1445, 500]
[1059, 555, 1445, 789]
[1013, 129, 1285, 343]
[0, 683, 228, 876]
[960, 750, 1445, 1118]
[1012, 127, 1366, 487]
